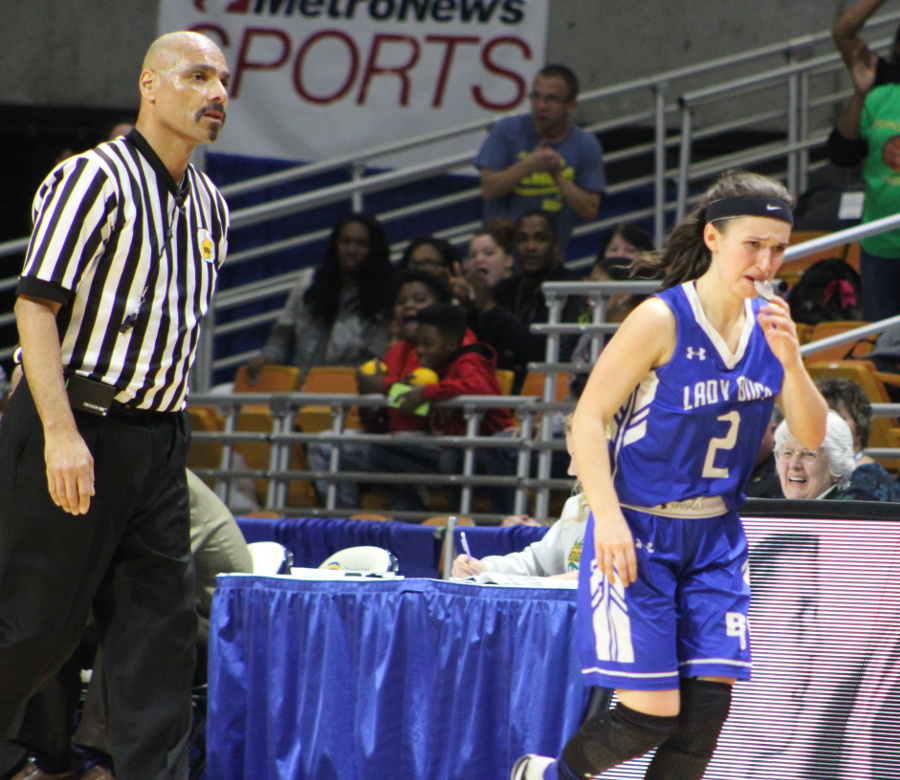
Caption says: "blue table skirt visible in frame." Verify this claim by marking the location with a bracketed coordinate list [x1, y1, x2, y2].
[208, 576, 587, 780]
[236, 516, 549, 579]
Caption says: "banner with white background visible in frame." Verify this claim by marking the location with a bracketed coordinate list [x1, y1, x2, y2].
[158, 0, 549, 166]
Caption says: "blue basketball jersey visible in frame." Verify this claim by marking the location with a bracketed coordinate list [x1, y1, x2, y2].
[608, 282, 783, 511]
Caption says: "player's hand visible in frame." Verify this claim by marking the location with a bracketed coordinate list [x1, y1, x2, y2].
[758, 296, 802, 370]
[593, 509, 637, 587]
[44, 428, 95, 515]
[451, 554, 486, 578]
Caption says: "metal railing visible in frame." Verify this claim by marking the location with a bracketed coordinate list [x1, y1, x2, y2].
[185, 262, 900, 521]
[176, 11, 900, 385]
[188, 390, 572, 524]
[186, 388, 900, 524]
[530, 214, 900, 515]
[4, 11, 900, 377]
[4, 14, 900, 521]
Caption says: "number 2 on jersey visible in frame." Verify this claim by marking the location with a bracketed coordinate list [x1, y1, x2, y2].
[702, 411, 740, 479]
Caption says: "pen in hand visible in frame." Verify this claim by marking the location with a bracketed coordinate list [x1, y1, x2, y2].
[451, 533, 485, 578]
[460, 531, 473, 562]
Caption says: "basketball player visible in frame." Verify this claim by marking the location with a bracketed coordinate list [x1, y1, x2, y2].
[512, 170, 828, 780]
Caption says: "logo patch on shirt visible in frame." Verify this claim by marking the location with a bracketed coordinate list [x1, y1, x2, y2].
[198, 229, 215, 263]
[686, 347, 706, 360]
[568, 539, 583, 571]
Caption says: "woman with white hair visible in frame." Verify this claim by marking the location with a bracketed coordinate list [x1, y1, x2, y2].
[815, 375, 900, 502]
[774, 410, 877, 500]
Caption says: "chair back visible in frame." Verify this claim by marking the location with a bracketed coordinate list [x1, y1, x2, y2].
[247, 541, 294, 575]
[805, 321, 873, 362]
[302, 366, 359, 393]
[319, 546, 399, 573]
[297, 366, 361, 432]
[518, 371, 569, 401]
[781, 231, 860, 286]
[805, 360, 891, 403]
[805, 360, 900, 471]
[233, 407, 275, 506]
[495, 369, 515, 396]
[234, 363, 301, 393]
[422, 515, 474, 527]
[186, 405, 224, 485]
[349, 512, 393, 522]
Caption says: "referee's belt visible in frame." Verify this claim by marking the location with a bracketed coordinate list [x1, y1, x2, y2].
[64, 373, 168, 419]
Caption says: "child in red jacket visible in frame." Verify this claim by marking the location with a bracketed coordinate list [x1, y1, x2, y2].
[367, 303, 512, 436]
[363, 303, 513, 515]
[309, 270, 449, 507]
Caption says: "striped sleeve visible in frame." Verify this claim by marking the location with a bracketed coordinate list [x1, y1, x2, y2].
[20, 155, 120, 302]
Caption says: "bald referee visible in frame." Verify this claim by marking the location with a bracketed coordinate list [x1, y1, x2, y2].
[0, 32, 230, 780]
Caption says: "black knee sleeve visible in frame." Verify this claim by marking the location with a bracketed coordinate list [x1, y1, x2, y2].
[644, 678, 733, 780]
[559, 702, 678, 780]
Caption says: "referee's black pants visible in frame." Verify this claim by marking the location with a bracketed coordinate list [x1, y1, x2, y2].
[0, 379, 196, 780]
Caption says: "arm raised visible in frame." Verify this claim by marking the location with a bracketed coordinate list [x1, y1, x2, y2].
[832, 0, 890, 69]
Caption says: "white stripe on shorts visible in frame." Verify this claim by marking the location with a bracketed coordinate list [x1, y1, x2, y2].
[581, 668, 679, 679]
[679, 658, 752, 668]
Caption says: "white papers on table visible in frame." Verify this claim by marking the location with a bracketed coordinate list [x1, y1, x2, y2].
[289, 567, 402, 580]
[451, 572, 577, 589]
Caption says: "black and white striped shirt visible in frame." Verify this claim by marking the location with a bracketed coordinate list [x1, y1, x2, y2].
[18, 129, 229, 412]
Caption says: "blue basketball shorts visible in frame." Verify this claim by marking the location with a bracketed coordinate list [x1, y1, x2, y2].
[576, 507, 752, 691]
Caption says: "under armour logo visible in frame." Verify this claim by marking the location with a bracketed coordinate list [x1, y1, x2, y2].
[635, 539, 655, 554]
[686, 347, 706, 360]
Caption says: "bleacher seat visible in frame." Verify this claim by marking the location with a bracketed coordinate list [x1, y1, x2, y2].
[233, 363, 301, 394]
[780, 231, 861, 288]
[296, 366, 360, 433]
[805, 359, 900, 471]
[805, 321, 874, 362]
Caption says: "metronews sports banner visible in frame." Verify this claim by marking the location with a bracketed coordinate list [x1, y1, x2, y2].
[158, 0, 549, 165]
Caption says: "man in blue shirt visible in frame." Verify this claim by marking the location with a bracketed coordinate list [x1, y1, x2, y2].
[475, 64, 606, 255]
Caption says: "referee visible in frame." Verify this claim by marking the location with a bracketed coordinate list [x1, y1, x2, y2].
[0, 32, 230, 780]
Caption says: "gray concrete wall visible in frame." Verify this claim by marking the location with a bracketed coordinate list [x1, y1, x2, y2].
[0, 0, 158, 110]
[0, 1, 849, 112]
[552, 0, 839, 92]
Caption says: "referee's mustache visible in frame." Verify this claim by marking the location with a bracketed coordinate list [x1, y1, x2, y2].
[196, 102, 227, 125]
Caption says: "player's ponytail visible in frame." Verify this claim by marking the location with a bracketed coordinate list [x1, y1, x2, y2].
[632, 169, 794, 289]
